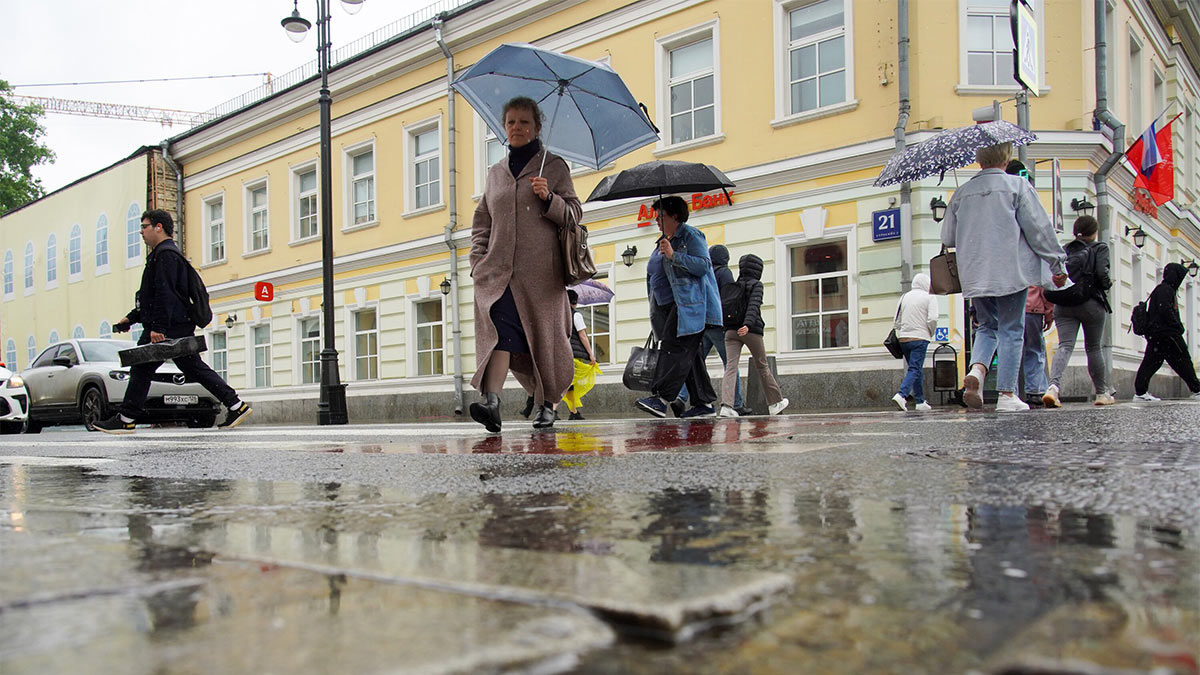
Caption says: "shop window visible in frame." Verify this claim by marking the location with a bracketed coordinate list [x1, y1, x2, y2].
[789, 240, 850, 350]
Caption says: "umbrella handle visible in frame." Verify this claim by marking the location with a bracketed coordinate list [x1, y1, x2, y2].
[539, 95, 563, 177]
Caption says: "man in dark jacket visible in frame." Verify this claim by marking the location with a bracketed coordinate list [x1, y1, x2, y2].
[1133, 262, 1200, 401]
[674, 244, 747, 416]
[94, 210, 252, 433]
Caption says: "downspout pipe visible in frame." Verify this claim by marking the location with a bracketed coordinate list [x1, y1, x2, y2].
[1093, 0, 1125, 393]
[435, 15, 465, 415]
[159, 140, 184, 255]
[895, 0, 913, 291]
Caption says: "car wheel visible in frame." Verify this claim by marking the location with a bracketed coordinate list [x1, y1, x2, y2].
[80, 387, 109, 431]
[22, 419, 43, 434]
[186, 414, 217, 429]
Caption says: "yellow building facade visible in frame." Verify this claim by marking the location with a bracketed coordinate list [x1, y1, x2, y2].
[152, 0, 1200, 418]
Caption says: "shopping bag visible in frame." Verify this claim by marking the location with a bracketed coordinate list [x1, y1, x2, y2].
[564, 361, 602, 409]
[929, 246, 961, 295]
[622, 334, 659, 392]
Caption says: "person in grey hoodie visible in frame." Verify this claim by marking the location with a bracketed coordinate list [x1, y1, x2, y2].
[718, 254, 789, 416]
[941, 142, 1067, 412]
[1132, 262, 1200, 401]
[891, 272, 939, 412]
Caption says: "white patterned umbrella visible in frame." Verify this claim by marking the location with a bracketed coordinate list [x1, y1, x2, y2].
[874, 121, 1038, 187]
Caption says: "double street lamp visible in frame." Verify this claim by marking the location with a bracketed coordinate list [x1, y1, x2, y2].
[281, 0, 357, 424]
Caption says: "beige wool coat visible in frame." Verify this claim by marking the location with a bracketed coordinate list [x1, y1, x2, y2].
[470, 147, 583, 404]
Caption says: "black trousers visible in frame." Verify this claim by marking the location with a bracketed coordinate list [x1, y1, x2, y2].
[650, 302, 716, 404]
[1134, 334, 1200, 395]
[120, 327, 239, 419]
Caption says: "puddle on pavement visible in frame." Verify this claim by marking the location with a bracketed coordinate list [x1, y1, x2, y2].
[2, 462, 1196, 674]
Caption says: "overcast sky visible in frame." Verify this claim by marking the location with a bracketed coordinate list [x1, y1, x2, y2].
[2, 0, 440, 194]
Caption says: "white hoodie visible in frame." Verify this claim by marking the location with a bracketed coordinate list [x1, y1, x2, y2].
[893, 273, 940, 341]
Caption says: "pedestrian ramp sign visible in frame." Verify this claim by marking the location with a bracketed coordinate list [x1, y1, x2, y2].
[935, 327, 949, 342]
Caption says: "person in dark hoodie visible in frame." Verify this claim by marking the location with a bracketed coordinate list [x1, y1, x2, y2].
[718, 254, 789, 416]
[1132, 262, 1200, 401]
[94, 210, 252, 434]
[674, 244, 746, 416]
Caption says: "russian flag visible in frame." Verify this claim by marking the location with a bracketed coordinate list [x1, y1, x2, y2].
[1125, 116, 1176, 206]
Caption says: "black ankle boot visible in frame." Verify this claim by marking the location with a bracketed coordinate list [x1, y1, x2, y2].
[470, 393, 502, 433]
[520, 395, 535, 419]
[532, 402, 556, 429]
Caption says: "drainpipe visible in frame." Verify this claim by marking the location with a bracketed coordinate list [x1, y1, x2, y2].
[1093, 0, 1125, 392]
[435, 15, 465, 415]
[895, 0, 913, 291]
[159, 140, 184, 255]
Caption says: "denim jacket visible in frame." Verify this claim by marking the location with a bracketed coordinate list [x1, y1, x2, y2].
[659, 223, 723, 337]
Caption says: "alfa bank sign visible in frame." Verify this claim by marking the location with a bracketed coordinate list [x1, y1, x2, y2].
[636, 190, 734, 227]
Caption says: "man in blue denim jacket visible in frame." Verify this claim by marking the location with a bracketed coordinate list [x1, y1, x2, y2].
[637, 196, 723, 418]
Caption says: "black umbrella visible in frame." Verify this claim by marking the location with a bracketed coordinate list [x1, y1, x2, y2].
[586, 160, 735, 203]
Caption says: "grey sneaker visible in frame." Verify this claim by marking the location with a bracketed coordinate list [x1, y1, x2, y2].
[1133, 392, 1161, 402]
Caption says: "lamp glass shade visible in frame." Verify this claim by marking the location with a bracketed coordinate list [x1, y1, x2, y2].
[1189, 262, 1199, 278]
[282, 12, 311, 41]
[621, 246, 637, 267]
[341, 0, 365, 14]
[440, 278, 452, 295]
[1132, 230, 1146, 248]
[929, 197, 947, 223]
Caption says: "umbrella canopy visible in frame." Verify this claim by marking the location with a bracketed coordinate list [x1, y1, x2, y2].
[568, 278, 614, 306]
[586, 160, 734, 203]
[451, 43, 658, 171]
[874, 121, 1038, 187]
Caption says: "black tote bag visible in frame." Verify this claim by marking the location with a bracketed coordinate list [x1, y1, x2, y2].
[622, 333, 660, 392]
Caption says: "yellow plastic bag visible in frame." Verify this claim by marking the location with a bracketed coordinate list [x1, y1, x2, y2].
[563, 359, 602, 409]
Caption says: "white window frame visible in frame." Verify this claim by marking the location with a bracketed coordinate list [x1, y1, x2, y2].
[45, 234, 58, 290]
[350, 305, 380, 381]
[23, 241, 34, 296]
[249, 321, 272, 389]
[72, 325, 85, 340]
[67, 224, 83, 283]
[5, 339, 16, 370]
[99, 321, 112, 339]
[775, 228, 857, 352]
[203, 192, 226, 265]
[577, 266, 615, 365]
[1128, 31, 1143, 141]
[295, 313, 322, 385]
[654, 21, 723, 155]
[772, 0, 856, 128]
[343, 139, 378, 232]
[474, 114, 506, 198]
[290, 161, 320, 245]
[409, 297, 446, 377]
[956, 0, 1046, 95]
[94, 214, 109, 275]
[26, 335, 36, 363]
[244, 178, 270, 256]
[208, 329, 228, 382]
[125, 203, 142, 267]
[2, 250, 13, 301]
[404, 117, 443, 216]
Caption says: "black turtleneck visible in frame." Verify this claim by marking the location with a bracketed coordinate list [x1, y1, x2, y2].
[508, 139, 541, 178]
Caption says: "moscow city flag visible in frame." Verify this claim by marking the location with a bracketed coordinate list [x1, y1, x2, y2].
[1124, 116, 1177, 206]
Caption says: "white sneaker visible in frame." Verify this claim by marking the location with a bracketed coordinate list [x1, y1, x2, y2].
[1093, 393, 1116, 406]
[1042, 385, 1062, 408]
[963, 367, 985, 409]
[1133, 392, 1161, 402]
[768, 398, 790, 415]
[718, 405, 740, 418]
[995, 394, 1030, 412]
[914, 401, 932, 411]
[1192, 392, 1200, 401]
[891, 393, 908, 411]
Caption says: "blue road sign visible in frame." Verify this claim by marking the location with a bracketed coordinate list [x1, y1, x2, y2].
[935, 326, 949, 342]
[872, 208, 901, 242]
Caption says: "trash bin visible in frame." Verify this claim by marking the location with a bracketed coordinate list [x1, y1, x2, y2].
[933, 344, 958, 391]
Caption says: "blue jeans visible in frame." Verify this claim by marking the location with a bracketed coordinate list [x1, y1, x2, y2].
[898, 340, 929, 403]
[1021, 313, 1048, 395]
[971, 289, 1027, 393]
[678, 326, 743, 407]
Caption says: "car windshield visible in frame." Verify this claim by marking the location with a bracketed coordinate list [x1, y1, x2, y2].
[79, 340, 135, 364]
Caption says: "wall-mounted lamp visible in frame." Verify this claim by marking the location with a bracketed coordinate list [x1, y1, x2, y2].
[621, 245, 638, 267]
[1124, 225, 1147, 249]
[929, 196, 947, 223]
[440, 277, 451, 295]
[225, 313, 238, 329]
[1070, 197, 1096, 218]
[1183, 259, 1200, 278]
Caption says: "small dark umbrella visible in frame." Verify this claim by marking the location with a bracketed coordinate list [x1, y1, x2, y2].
[586, 160, 734, 203]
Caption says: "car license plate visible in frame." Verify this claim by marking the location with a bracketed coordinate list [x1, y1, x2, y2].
[164, 395, 198, 405]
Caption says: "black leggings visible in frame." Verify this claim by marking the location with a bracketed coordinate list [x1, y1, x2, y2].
[1134, 335, 1200, 395]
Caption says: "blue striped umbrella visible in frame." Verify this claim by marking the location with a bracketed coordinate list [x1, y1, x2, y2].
[874, 121, 1038, 187]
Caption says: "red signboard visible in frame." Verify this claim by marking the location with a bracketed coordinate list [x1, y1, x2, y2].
[636, 190, 734, 227]
[254, 281, 274, 302]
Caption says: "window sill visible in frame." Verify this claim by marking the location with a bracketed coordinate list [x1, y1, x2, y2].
[652, 133, 726, 158]
[125, 258, 142, 269]
[68, 275, 83, 284]
[570, 162, 615, 178]
[200, 259, 227, 270]
[242, 248, 272, 260]
[341, 219, 379, 234]
[403, 203, 445, 219]
[954, 84, 1050, 96]
[770, 99, 859, 129]
[94, 265, 110, 277]
[288, 235, 320, 248]
[45, 281, 58, 291]
[23, 288, 34, 297]
[2, 294, 12, 303]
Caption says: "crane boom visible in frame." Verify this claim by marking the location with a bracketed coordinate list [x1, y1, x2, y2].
[11, 94, 216, 127]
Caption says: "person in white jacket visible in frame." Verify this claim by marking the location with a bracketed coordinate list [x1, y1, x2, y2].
[892, 272, 940, 411]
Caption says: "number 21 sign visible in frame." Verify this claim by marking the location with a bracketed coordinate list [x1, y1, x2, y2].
[872, 208, 901, 242]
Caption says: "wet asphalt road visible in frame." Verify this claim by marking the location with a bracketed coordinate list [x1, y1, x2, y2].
[1, 400, 1198, 674]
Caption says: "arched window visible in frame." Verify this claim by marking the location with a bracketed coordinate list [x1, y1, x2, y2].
[3, 250, 13, 297]
[48, 330, 59, 345]
[23, 242, 34, 291]
[126, 204, 142, 260]
[46, 235, 57, 285]
[99, 321, 112, 339]
[73, 325, 85, 340]
[95, 214, 109, 270]
[26, 336, 36, 362]
[68, 224, 82, 278]
[5, 339, 16, 370]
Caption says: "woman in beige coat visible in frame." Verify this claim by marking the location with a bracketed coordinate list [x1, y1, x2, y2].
[469, 96, 582, 432]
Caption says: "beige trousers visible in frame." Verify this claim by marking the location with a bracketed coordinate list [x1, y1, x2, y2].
[722, 330, 783, 407]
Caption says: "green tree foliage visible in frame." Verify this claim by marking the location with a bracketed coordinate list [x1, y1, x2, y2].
[0, 79, 55, 212]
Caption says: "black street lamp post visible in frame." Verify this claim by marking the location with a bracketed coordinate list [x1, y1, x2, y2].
[283, 0, 349, 424]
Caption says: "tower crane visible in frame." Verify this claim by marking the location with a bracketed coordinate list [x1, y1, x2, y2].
[11, 94, 217, 127]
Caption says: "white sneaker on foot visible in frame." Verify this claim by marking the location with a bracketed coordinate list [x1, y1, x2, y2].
[718, 405, 739, 417]
[768, 398, 790, 415]
[914, 401, 932, 411]
[1133, 392, 1161, 402]
[1042, 384, 1062, 408]
[963, 369, 984, 409]
[995, 394, 1030, 412]
[891, 393, 908, 411]
[1093, 393, 1116, 406]
[1192, 392, 1200, 401]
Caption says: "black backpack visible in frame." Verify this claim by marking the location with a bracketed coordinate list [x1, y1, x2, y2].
[1043, 243, 1096, 307]
[721, 281, 748, 329]
[1130, 299, 1150, 336]
[162, 249, 213, 328]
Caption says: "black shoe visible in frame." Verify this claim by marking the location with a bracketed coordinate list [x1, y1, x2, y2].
[669, 398, 686, 418]
[218, 404, 253, 429]
[470, 393, 502, 433]
[520, 395, 535, 419]
[94, 414, 135, 435]
[568, 411, 584, 420]
[680, 403, 715, 418]
[533, 403, 556, 429]
[734, 406, 754, 417]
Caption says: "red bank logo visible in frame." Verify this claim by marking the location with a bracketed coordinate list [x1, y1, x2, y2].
[636, 190, 734, 227]
[255, 282, 274, 302]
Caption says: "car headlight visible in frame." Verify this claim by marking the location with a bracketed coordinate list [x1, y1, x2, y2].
[108, 370, 129, 381]
[6, 375, 23, 389]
